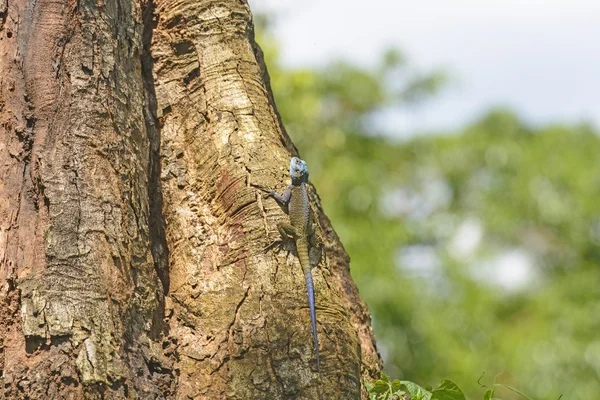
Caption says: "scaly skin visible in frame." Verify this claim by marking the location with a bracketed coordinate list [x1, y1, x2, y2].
[269, 157, 321, 371]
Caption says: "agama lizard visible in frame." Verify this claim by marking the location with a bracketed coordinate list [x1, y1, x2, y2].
[267, 157, 322, 371]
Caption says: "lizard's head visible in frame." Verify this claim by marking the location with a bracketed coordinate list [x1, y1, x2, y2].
[290, 157, 309, 183]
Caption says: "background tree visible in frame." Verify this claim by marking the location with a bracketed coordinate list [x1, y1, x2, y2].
[256, 15, 600, 400]
[0, 1, 380, 399]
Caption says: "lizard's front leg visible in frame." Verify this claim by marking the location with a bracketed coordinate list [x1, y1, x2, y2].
[269, 185, 292, 206]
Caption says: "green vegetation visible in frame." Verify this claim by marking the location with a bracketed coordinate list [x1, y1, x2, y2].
[367, 372, 541, 400]
[367, 373, 467, 400]
[256, 16, 600, 400]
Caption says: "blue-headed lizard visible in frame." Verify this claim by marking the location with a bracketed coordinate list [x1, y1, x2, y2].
[267, 157, 323, 371]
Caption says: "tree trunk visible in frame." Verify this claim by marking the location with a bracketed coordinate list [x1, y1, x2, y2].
[0, 0, 381, 398]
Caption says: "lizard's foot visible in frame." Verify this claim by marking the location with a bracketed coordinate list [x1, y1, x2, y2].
[265, 236, 296, 257]
[264, 239, 284, 253]
[309, 245, 323, 268]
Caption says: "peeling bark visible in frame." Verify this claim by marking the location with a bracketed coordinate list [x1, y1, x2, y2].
[0, 0, 381, 398]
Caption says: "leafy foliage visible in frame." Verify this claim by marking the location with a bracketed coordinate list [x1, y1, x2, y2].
[366, 373, 467, 400]
[256, 14, 598, 400]
[366, 372, 540, 400]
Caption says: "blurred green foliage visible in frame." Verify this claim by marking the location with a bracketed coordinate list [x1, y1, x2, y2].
[255, 15, 600, 400]
[367, 373, 468, 400]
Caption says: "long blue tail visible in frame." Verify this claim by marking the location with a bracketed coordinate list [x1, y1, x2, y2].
[305, 270, 320, 371]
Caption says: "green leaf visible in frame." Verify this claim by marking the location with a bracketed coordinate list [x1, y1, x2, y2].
[381, 372, 391, 383]
[372, 380, 390, 394]
[391, 379, 402, 392]
[400, 381, 432, 400]
[483, 389, 494, 400]
[431, 380, 466, 400]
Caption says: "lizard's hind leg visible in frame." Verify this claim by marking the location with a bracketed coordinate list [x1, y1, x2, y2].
[308, 231, 324, 268]
[308, 224, 327, 268]
[277, 222, 297, 240]
[264, 223, 297, 253]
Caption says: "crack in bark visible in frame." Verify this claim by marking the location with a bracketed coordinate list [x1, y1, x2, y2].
[257, 291, 284, 393]
[142, 0, 170, 297]
[255, 191, 270, 233]
[72, 167, 83, 259]
[226, 285, 249, 351]
[228, 197, 254, 219]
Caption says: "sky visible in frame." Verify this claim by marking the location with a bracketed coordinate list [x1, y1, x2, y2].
[250, 0, 600, 136]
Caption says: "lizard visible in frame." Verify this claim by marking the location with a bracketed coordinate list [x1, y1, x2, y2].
[267, 156, 323, 371]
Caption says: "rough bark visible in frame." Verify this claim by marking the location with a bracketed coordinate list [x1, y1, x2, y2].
[0, 0, 381, 398]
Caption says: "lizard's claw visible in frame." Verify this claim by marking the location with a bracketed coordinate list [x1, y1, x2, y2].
[260, 188, 274, 197]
